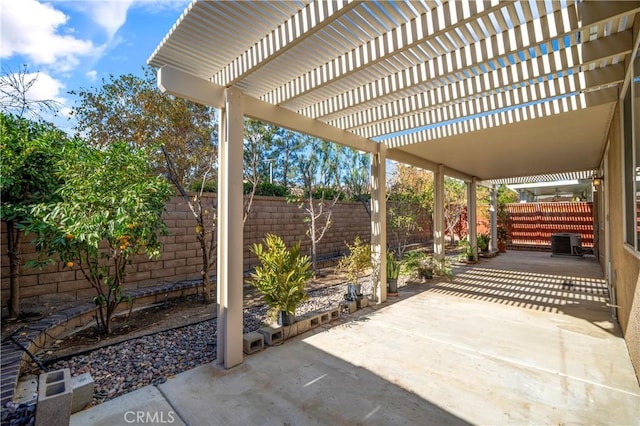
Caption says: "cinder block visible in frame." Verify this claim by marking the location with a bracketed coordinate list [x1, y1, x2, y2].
[242, 332, 264, 354]
[328, 307, 340, 321]
[357, 296, 369, 309]
[257, 326, 283, 346]
[340, 300, 357, 314]
[295, 317, 311, 334]
[282, 323, 298, 338]
[36, 369, 72, 426]
[319, 312, 331, 324]
[307, 314, 321, 329]
[71, 372, 94, 413]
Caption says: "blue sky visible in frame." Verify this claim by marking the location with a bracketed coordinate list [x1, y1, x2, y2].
[1, 0, 191, 130]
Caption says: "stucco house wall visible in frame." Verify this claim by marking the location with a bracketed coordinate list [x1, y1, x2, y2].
[602, 103, 640, 380]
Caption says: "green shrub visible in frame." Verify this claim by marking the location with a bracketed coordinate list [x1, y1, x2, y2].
[249, 234, 312, 317]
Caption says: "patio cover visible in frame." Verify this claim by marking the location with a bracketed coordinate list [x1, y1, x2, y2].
[147, 1, 640, 368]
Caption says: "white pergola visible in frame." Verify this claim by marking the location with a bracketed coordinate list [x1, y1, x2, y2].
[148, 0, 640, 368]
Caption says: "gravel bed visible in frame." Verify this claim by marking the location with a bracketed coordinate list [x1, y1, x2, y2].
[47, 282, 353, 407]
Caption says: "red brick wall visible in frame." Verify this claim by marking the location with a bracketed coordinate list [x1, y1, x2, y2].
[1, 195, 432, 306]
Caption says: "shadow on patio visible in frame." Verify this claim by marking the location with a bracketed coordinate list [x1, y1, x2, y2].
[435, 251, 617, 336]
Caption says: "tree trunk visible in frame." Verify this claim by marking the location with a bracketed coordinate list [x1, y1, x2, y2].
[310, 216, 318, 273]
[6, 221, 21, 318]
[199, 233, 211, 302]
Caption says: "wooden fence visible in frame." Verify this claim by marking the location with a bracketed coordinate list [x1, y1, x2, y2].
[506, 202, 594, 248]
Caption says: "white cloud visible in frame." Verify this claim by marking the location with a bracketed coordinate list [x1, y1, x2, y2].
[0, 0, 99, 72]
[79, 1, 135, 40]
[23, 72, 65, 102]
[86, 70, 98, 82]
[73, 0, 190, 40]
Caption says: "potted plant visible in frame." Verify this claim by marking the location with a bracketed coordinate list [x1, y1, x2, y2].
[477, 233, 490, 252]
[249, 234, 312, 326]
[458, 238, 477, 262]
[497, 226, 508, 252]
[337, 236, 372, 300]
[386, 251, 400, 293]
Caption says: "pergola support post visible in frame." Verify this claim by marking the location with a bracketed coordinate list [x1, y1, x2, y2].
[216, 87, 244, 369]
[489, 185, 498, 252]
[371, 146, 387, 304]
[434, 165, 445, 260]
[467, 178, 478, 260]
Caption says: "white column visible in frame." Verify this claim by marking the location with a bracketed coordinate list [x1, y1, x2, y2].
[371, 146, 387, 303]
[467, 178, 478, 260]
[489, 185, 498, 252]
[433, 165, 445, 260]
[217, 87, 244, 369]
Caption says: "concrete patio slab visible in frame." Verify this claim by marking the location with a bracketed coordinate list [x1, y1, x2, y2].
[70, 252, 640, 425]
[70, 386, 185, 426]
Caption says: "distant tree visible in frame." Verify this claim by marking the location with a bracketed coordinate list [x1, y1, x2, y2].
[388, 163, 433, 211]
[387, 164, 429, 257]
[497, 184, 519, 205]
[0, 113, 69, 318]
[30, 141, 172, 334]
[389, 164, 469, 244]
[341, 148, 371, 216]
[70, 67, 216, 187]
[243, 119, 276, 222]
[271, 128, 304, 189]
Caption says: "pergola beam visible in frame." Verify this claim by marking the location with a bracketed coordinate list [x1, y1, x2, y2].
[157, 65, 377, 154]
[386, 148, 471, 182]
[243, 96, 376, 153]
[158, 66, 225, 108]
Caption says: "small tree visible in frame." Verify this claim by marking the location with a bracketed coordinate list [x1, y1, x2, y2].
[290, 137, 343, 274]
[30, 141, 172, 334]
[337, 236, 372, 284]
[0, 113, 68, 317]
[388, 203, 423, 259]
[163, 148, 217, 302]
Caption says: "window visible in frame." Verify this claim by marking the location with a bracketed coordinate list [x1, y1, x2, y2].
[623, 52, 640, 251]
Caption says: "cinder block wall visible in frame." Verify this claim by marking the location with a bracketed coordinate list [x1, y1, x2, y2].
[1, 195, 432, 308]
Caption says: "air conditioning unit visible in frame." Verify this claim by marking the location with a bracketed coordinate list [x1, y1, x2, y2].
[551, 233, 583, 256]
